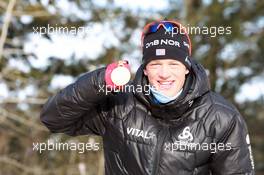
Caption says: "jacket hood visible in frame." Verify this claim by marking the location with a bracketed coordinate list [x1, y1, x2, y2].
[133, 59, 210, 120]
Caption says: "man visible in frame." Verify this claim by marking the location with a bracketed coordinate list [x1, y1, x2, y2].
[40, 20, 255, 175]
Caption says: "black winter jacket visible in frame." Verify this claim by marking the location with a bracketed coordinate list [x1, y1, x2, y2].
[40, 60, 255, 175]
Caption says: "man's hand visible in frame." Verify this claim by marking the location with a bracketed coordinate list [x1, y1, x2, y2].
[105, 60, 131, 91]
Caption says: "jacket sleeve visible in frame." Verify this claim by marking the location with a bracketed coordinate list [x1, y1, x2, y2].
[40, 67, 112, 136]
[210, 110, 255, 175]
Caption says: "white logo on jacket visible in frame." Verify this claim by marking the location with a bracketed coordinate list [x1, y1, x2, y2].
[127, 127, 155, 139]
[178, 126, 193, 142]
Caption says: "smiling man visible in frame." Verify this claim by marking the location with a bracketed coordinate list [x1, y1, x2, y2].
[40, 20, 255, 175]
[144, 59, 189, 101]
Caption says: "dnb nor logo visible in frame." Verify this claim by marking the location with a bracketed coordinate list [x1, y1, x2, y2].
[178, 126, 193, 142]
[127, 127, 155, 139]
[145, 39, 181, 49]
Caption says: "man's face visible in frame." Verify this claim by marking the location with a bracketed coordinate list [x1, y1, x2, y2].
[144, 59, 189, 97]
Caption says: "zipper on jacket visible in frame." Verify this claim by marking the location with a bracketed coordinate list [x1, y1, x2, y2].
[151, 126, 169, 175]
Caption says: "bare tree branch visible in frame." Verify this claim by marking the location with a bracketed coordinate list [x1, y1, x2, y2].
[0, 156, 59, 175]
[12, 10, 56, 17]
[0, 156, 37, 174]
[0, 0, 17, 59]
[0, 156, 86, 175]
[1, 118, 29, 136]
[0, 97, 47, 105]
[0, 114, 7, 123]
[2, 48, 25, 57]
[0, 108, 47, 132]
[0, 67, 29, 84]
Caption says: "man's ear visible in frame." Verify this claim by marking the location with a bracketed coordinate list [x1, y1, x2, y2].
[143, 69, 148, 76]
[185, 69, 189, 75]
